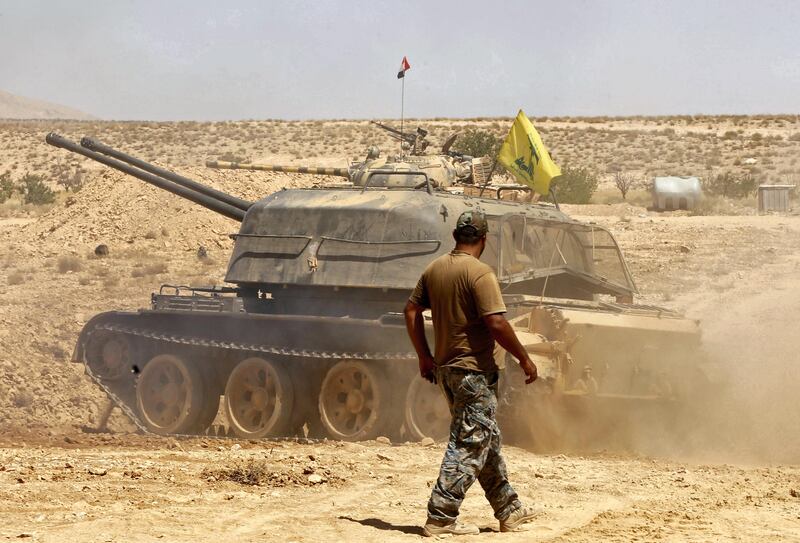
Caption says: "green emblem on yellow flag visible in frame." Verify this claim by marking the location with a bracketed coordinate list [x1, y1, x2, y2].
[497, 109, 561, 195]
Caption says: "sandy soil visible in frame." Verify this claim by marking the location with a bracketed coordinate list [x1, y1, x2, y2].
[1, 434, 798, 542]
[1, 119, 800, 540]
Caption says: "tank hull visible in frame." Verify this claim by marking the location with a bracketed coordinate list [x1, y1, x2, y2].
[75, 293, 710, 449]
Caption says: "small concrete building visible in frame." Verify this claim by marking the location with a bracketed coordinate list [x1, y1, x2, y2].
[757, 185, 795, 213]
[652, 176, 702, 211]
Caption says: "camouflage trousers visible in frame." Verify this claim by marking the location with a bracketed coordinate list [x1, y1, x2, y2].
[427, 367, 522, 523]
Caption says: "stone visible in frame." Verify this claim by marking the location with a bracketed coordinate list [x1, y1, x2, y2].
[419, 437, 435, 447]
[308, 474, 324, 484]
[88, 467, 107, 476]
[375, 436, 391, 444]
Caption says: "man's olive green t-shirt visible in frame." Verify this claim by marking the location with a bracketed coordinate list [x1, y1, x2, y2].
[408, 250, 507, 372]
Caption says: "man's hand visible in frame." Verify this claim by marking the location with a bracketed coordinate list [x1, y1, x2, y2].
[484, 313, 538, 385]
[404, 300, 436, 384]
[419, 353, 436, 384]
[519, 357, 538, 384]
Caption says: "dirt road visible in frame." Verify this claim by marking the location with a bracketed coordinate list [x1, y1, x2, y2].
[1, 434, 798, 542]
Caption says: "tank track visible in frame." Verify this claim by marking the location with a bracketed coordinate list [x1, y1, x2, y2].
[82, 321, 416, 440]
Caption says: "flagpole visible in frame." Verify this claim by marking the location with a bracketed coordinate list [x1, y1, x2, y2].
[400, 76, 405, 153]
[478, 159, 498, 197]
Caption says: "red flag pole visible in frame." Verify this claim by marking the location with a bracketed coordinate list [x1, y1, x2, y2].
[400, 75, 405, 154]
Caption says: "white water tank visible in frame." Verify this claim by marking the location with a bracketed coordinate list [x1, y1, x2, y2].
[652, 176, 702, 211]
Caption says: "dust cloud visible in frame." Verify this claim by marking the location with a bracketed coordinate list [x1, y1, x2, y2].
[599, 255, 800, 465]
[502, 254, 800, 466]
[679, 260, 800, 464]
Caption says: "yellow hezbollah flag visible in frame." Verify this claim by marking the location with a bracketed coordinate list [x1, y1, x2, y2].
[497, 109, 561, 195]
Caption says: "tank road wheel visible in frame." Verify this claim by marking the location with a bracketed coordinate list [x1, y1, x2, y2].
[318, 360, 395, 441]
[136, 354, 205, 435]
[404, 375, 450, 442]
[224, 357, 295, 438]
[85, 331, 132, 381]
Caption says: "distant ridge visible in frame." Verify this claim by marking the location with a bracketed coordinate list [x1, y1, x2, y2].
[0, 89, 96, 120]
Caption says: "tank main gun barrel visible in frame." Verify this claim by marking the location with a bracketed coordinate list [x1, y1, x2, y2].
[46, 133, 249, 222]
[81, 138, 252, 212]
[206, 160, 351, 179]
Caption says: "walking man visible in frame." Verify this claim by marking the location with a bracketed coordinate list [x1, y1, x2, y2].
[404, 209, 539, 536]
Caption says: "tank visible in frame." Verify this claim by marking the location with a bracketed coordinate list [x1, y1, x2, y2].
[46, 132, 712, 449]
[206, 121, 481, 190]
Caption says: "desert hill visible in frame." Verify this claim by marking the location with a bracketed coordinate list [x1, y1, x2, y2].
[0, 89, 96, 120]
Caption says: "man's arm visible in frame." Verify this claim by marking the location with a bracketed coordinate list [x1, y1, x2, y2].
[404, 300, 436, 383]
[483, 313, 537, 384]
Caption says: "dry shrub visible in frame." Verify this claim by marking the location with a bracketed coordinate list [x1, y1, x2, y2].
[201, 459, 339, 488]
[549, 166, 599, 204]
[0, 172, 14, 203]
[7, 270, 25, 285]
[19, 173, 55, 205]
[204, 460, 269, 486]
[57, 255, 82, 273]
[144, 230, 158, 240]
[613, 172, 639, 200]
[704, 171, 758, 198]
[103, 276, 120, 289]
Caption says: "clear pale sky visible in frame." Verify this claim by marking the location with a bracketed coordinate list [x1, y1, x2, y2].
[1, 0, 798, 120]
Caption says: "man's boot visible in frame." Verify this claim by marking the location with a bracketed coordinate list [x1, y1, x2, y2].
[499, 506, 539, 532]
[423, 518, 480, 537]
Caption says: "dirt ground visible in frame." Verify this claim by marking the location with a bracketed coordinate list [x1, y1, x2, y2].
[1, 433, 798, 542]
[1, 118, 800, 541]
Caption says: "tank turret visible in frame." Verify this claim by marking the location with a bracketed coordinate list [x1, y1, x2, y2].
[205, 121, 480, 189]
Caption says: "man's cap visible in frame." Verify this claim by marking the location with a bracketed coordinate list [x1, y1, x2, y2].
[455, 209, 488, 236]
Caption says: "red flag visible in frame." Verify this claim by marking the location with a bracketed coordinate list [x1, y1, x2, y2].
[397, 56, 411, 79]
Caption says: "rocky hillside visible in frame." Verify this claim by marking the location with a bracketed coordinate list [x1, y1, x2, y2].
[0, 89, 95, 120]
